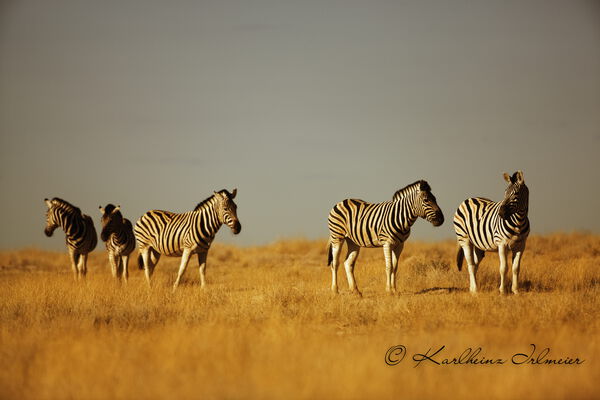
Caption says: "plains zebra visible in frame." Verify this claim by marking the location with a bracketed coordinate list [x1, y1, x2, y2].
[134, 189, 241, 290]
[44, 197, 98, 278]
[99, 204, 136, 282]
[453, 171, 530, 294]
[327, 180, 444, 295]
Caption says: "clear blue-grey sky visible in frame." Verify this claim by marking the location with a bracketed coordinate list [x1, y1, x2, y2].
[1, 0, 599, 250]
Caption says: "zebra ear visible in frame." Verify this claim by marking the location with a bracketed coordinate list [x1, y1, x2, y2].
[503, 173, 512, 183]
[516, 170, 524, 184]
[99, 206, 105, 214]
[231, 188, 237, 199]
[112, 205, 121, 214]
[45, 199, 52, 208]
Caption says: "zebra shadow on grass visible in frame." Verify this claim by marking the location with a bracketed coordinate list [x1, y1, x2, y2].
[414, 287, 465, 295]
[413, 280, 549, 295]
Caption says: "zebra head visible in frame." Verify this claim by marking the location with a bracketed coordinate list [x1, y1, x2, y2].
[99, 204, 122, 242]
[415, 181, 445, 227]
[499, 171, 529, 218]
[44, 198, 58, 237]
[214, 189, 241, 234]
[44, 197, 81, 237]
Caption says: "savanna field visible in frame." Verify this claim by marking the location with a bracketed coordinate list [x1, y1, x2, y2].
[1, 233, 599, 399]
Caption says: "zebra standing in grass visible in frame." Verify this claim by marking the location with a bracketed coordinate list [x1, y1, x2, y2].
[327, 180, 444, 295]
[44, 198, 98, 279]
[134, 189, 241, 291]
[99, 204, 136, 282]
[453, 171, 530, 294]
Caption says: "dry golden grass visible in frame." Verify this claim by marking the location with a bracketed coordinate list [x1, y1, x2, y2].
[1, 233, 599, 399]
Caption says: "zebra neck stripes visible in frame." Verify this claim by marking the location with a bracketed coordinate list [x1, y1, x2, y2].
[193, 205, 223, 245]
[50, 210, 81, 238]
[387, 197, 419, 237]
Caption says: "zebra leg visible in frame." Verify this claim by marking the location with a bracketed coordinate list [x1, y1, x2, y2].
[141, 249, 154, 286]
[172, 248, 193, 292]
[68, 248, 78, 280]
[511, 248, 525, 294]
[108, 252, 119, 279]
[116, 255, 124, 280]
[344, 240, 361, 296]
[390, 242, 404, 294]
[78, 253, 88, 278]
[330, 241, 342, 294]
[498, 245, 509, 294]
[460, 243, 478, 293]
[121, 255, 129, 283]
[148, 249, 161, 284]
[197, 251, 208, 289]
[384, 243, 394, 294]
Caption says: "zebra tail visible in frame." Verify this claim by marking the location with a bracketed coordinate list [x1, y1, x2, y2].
[456, 247, 464, 272]
[137, 253, 144, 270]
[327, 241, 333, 266]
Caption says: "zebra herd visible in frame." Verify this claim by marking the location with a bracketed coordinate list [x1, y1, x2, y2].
[44, 189, 240, 291]
[44, 171, 530, 295]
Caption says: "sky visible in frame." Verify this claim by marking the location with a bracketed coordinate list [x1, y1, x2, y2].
[1, 0, 599, 250]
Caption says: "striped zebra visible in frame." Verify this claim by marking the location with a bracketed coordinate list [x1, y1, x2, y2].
[134, 189, 241, 290]
[99, 204, 136, 282]
[453, 171, 530, 294]
[44, 197, 98, 279]
[327, 180, 444, 295]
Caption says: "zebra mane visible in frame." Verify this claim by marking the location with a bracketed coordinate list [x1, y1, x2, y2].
[193, 189, 231, 211]
[393, 180, 430, 200]
[50, 197, 82, 216]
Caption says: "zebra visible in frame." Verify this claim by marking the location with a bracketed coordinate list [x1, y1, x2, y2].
[327, 180, 444, 295]
[99, 204, 136, 282]
[134, 189, 241, 291]
[44, 197, 98, 279]
[453, 171, 530, 294]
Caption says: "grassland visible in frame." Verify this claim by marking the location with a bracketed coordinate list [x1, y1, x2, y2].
[1, 233, 599, 399]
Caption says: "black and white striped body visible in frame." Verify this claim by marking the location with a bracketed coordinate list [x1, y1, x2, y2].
[453, 171, 530, 294]
[134, 189, 241, 290]
[100, 204, 136, 282]
[44, 197, 97, 279]
[327, 180, 444, 295]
